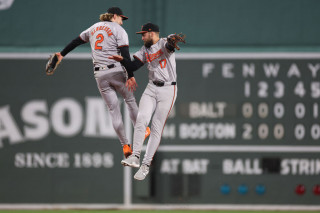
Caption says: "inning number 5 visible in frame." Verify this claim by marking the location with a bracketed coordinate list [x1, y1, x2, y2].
[95, 34, 104, 50]
[159, 59, 167, 69]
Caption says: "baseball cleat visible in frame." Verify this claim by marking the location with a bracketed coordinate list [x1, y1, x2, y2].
[144, 127, 151, 141]
[121, 155, 140, 168]
[134, 164, 150, 180]
[122, 144, 132, 158]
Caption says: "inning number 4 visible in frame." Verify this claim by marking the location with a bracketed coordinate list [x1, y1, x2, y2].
[159, 59, 167, 69]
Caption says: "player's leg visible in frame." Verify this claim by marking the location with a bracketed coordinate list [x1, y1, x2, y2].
[113, 73, 151, 142]
[95, 73, 129, 147]
[132, 90, 156, 157]
[134, 85, 177, 180]
[141, 85, 177, 166]
[113, 73, 139, 125]
[121, 85, 156, 167]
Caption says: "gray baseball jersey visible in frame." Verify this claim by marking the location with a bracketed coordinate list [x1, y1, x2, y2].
[80, 21, 129, 69]
[131, 38, 177, 166]
[133, 38, 176, 83]
[80, 21, 138, 147]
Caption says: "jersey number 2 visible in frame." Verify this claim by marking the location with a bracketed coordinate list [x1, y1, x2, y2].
[95, 34, 104, 50]
[159, 59, 167, 69]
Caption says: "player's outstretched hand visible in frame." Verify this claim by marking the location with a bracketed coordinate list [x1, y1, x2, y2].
[126, 77, 138, 92]
[108, 55, 123, 62]
[56, 52, 63, 62]
[45, 52, 63, 76]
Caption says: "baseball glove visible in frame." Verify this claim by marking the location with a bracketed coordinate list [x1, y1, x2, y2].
[167, 33, 186, 50]
[45, 53, 61, 75]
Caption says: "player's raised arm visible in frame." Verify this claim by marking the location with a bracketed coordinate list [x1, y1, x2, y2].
[45, 36, 86, 75]
[60, 36, 87, 57]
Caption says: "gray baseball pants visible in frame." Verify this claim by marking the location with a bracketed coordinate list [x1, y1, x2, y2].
[132, 83, 177, 166]
[94, 69, 138, 146]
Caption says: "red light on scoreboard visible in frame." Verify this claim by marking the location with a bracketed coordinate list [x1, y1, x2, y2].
[295, 184, 306, 195]
[313, 184, 320, 195]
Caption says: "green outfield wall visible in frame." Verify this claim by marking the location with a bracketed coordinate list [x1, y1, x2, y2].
[1, 0, 320, 51]
[0, 53, 319, 209]
[1, 0, 320, 210]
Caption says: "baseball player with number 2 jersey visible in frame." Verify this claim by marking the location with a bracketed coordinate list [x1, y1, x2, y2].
[110, 23, 182, 180]
[53, 7, 150, 159]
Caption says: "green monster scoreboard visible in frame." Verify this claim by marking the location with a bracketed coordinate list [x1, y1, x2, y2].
[0, 53, 319, 209]
[145, 53, 320, 207]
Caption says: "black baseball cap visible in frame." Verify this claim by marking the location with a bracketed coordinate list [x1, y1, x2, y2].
[107, 7, 128, 20]
[136, 23, 159, 34]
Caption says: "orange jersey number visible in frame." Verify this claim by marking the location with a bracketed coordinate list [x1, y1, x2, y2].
[95, 34, 104, 50]
[159, 59, 167, 69]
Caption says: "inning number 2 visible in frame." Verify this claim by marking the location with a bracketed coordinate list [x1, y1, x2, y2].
[159, 59, 167, 69]
[95, 34, 104, 50]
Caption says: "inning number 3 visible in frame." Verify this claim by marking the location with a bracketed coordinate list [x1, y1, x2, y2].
[95, 34, 104, 50]
[159, 59, 167, 69]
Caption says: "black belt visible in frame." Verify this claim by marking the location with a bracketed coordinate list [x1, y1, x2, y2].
[94, 64, 115, 71]
[152, 81, 176, 87]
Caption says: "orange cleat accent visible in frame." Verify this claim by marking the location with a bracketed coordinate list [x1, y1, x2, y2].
[123, 144, 132, 158]
[144, 127, 151, 141]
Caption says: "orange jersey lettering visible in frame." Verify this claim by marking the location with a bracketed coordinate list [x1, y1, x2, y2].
[91, 26, 113, 37]
[145, 49, 163, 62]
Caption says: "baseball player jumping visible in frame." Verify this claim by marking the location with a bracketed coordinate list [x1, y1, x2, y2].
[109, 23, 185, 180]
[50, 7, 150, 158]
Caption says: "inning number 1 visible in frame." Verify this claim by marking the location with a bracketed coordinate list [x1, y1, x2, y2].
[159, 59, 167, 69]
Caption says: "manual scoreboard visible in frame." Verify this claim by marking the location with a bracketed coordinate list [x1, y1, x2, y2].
[133, 54, 320, 205]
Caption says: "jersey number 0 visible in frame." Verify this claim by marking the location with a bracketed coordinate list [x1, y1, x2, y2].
[95, 34, 104, 50]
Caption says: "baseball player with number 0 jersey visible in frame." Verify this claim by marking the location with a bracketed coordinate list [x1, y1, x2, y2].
[109, 23, 181, 180]
[53, 7, 150, 159]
